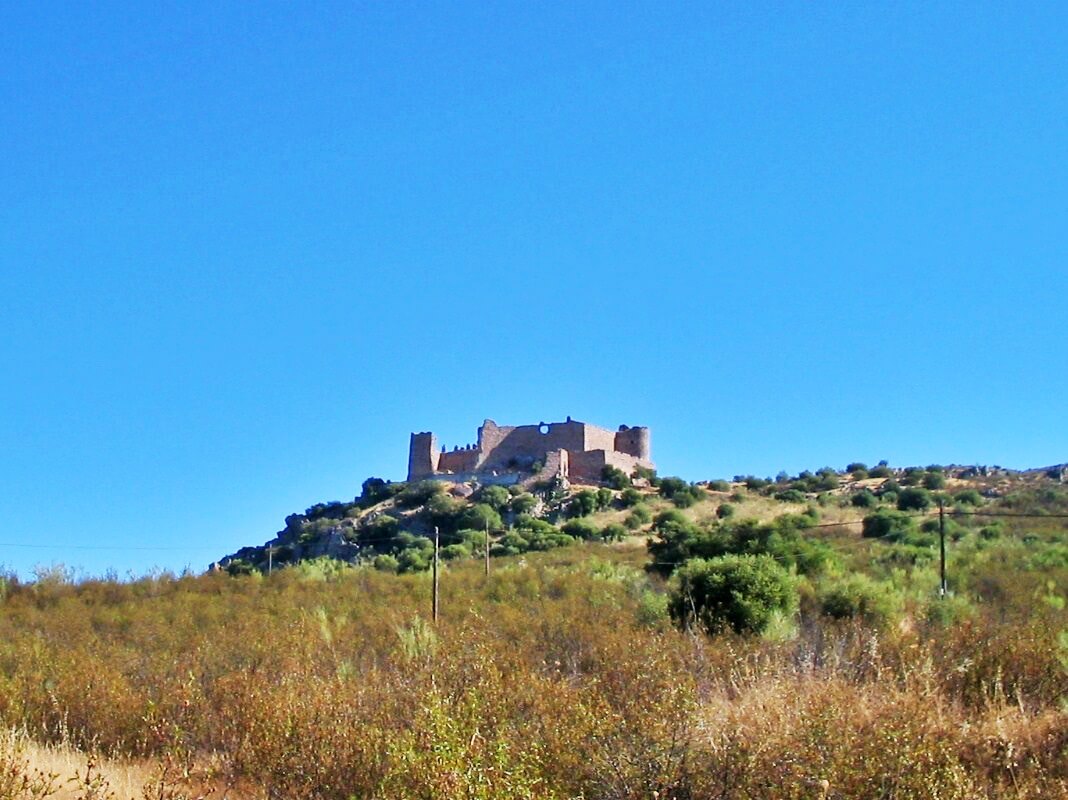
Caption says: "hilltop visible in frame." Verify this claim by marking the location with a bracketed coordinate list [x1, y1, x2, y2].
[215, 459, 1068, 575]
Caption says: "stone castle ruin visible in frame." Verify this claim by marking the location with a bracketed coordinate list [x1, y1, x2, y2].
[408, 417, 653, 485]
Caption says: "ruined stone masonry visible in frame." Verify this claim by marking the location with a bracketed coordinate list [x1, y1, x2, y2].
[407, 417, 654, 485]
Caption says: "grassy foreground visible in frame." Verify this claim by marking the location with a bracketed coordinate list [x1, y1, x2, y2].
[1, 534, 1065, 799]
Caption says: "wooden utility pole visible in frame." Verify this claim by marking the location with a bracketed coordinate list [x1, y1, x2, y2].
[938, 498, 947, 597]
[484, 519, 491, 577]
[432, 526, 440, 623]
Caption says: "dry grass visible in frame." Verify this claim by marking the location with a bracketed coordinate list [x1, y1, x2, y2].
[3, 730, 149, 799]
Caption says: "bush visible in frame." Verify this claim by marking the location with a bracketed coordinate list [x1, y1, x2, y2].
[560, 519, 599, 541]
[476, 485, 511, 511]
[862, 509, 915, 541]
[658, 477, 689, 499]
[774, 489, 806, 504]
[648, 511, 833, 577]
[897, 487, 932, 512]
[601, 465, 631, 489]
[459, 503, 502, 533]
[568, 490, 599, 518]
[923, 472, 947, 490]
[396, 548, 430, 573]
[396, 481, 443, 509]
[373, 554, 399, 572]
[668, 555, 798, 635]
[716, 503, 735, 519]
[706, 480, 731, 492]
[851, 489, 878, 508]
[952, 488, 983, 506]
[632, 465, 658, 484]
[360, 477, 399, 506]
[672, 491, 697, 509]
[624, 505, 653, 530]
[362, 514, 401, 547]
[814, 468, 840, 491]
[427, 493, 466, 534]
[742, 476, 770, 490]
[441, 543, 472, 561]
[818, 574, 902, 628]
[868, 464, 892, 478]
[600, 523, 628, 542]
[596, 488, 614, 510]
[508, 492, 538, 514]
[619, 488, 642, 507]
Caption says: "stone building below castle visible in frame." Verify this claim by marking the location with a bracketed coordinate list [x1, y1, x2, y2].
[407, 417, 653, 485]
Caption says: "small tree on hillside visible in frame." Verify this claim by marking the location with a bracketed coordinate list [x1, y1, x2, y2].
[668, 555, 797, 636]
[897, 487, 932, 512]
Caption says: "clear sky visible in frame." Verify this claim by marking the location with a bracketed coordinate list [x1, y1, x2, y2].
[2, 2, 1066, 578]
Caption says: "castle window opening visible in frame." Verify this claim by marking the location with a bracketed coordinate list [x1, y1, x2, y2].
[538, 423, 550, 434]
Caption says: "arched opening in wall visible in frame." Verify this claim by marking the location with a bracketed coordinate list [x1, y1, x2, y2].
[538, 423, 550, 434]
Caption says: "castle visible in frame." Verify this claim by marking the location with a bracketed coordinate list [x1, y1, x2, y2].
[407, 417, 653, 485]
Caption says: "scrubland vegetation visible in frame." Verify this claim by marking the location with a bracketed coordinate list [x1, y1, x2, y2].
[1, 464, 1066, 798]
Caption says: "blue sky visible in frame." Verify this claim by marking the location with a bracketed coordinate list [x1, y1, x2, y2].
[2, 2, 1066, 578]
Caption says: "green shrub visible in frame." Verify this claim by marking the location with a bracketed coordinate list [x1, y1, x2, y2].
[396, 480, 443, 509]
[649, 512, 834, 577]
[851, 489, 878, 508]
[441, 543, 472, 560]
[596, 487, 614, 510]
[360, 476, 399, 506]
[658, 477, 689, 499]
[814, 468, 839, 491]
[668, 555, 798, 635]
[774, 489, 806, 504]
[396, 549, 430, 573]
[706, 480, 731, 492]
[459, 503, 502, 533]
[568, 490, 599, 518]
[362, 514, 400, 547]
[952, 488, 983, 506]
[373, 554, 399, 572]
[716, 503, 735, 519]
[632, 465, 658, 484]
[600, 523, 628, 542]
[624, 504, 653, 530]
[673, 491, 697, 509]
[923, 472, 947, 490]
[742, 475, 770, 490]
[561, 519, 598, 541]
[508, 493, 538, 514]
[601, 465, 631, 489]
[818, 574, 902, 628]
[902, 468, 926, 486]
[619, 488, 642, 507]
[427, 493, 465, 533]
[897, 487, 932, 511]
[476, 485, 511, 510]
[862, 509, 915, 541]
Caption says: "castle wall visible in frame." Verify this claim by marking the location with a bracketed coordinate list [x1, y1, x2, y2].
[583, 425, 617, 453]
[408, 418, 654, 484]
[477, 419, 586, 472]
[569, 449, 652, 483]
[437, 447, 479, 474]
[408, 432, 439, 480]
[614, 426, 651, 460]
